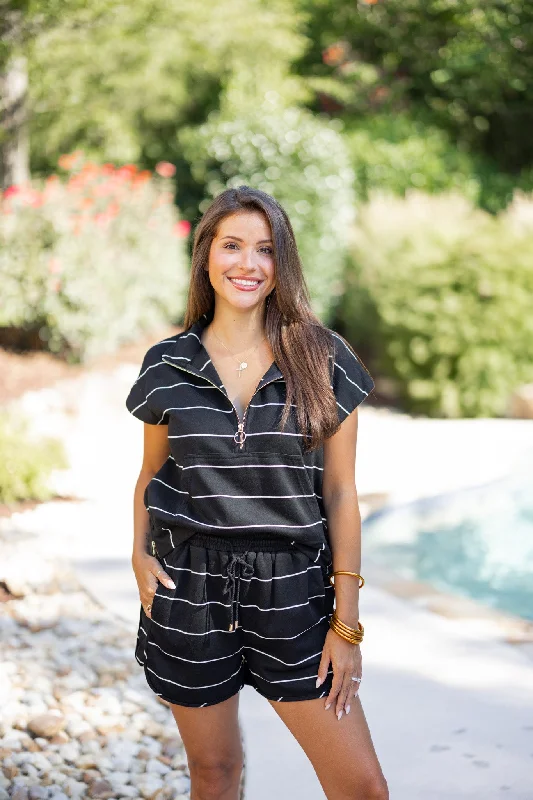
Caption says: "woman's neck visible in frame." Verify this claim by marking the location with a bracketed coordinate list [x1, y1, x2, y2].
[207, 304, 267, 352]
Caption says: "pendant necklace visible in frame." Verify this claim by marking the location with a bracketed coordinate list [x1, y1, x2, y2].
[211, 328, 266, 378]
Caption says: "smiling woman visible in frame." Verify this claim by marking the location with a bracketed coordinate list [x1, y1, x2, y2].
[127, 186, 388, 800]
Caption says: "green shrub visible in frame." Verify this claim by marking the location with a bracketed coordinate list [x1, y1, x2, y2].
[0, 154, 190, 362]
[344, 114, 529, 214]
[341, 191, 533, 417]
[178, 105, 356, 322]
[0, 411, 68, 504]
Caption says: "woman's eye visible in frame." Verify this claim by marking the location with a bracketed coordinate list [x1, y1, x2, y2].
[223, 242, 272, 254]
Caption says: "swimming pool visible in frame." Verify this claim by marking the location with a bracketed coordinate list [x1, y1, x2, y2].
[362, 450, 533, 622]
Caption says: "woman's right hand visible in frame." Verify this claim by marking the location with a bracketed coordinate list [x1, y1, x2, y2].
[132, 551, 176, 619]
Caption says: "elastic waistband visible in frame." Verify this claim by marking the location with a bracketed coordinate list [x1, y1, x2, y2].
[184, 532, 301, 553]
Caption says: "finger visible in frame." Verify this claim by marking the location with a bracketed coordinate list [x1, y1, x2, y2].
[152, 563, 176, 590]
[351, 674, 362, 702]
[324, 670, 343, 711]
[336, 671, 353, 719]
[315, 647, 331, 689]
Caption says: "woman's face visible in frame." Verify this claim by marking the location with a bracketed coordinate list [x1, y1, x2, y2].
[207, 211, 276, 312]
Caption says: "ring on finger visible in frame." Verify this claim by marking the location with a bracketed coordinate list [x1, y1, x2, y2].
[156, 568, 162, 577]
[146, 603, 152, 612]
[351, 676, 361, 683]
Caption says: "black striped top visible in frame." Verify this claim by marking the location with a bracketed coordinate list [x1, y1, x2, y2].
[125, 311, 375, 557]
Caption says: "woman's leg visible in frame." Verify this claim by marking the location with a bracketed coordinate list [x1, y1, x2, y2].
[268, 693, 388, 800]
[170, 693, 244, 800]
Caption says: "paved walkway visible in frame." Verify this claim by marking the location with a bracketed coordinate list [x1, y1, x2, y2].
[3, 364, 533, 799]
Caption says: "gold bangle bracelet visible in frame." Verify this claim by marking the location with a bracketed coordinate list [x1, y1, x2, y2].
[328, 571, 365, 588]
[329, 612, 364, 644]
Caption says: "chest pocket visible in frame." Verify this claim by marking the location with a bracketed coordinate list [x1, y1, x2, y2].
[181, 452, 322, 532]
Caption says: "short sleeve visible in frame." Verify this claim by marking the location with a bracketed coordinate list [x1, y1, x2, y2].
[125, 345, 169, 425]
[330, 331, 375, 424]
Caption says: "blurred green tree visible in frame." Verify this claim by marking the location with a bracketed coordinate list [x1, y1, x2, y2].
[295, 0, 533, 173]
[14, 0, 307, 181]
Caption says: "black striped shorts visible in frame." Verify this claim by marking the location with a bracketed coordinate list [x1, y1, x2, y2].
[135, 531, 335, 707]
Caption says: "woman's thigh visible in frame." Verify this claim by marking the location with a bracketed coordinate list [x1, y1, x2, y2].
[268, 694, 388, 800]
[169, 693, 243, 766]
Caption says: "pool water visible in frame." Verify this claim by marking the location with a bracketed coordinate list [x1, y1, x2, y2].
[362, 451, 533, 622]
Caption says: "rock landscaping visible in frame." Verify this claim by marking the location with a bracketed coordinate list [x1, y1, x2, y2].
[0, 532, 191, 800]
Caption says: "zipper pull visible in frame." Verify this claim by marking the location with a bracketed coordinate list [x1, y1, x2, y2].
[151, 540, 157, 557]
[234, 423, 246, 449]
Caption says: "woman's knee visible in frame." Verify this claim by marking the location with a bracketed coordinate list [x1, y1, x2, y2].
[188, 753, 244, 798]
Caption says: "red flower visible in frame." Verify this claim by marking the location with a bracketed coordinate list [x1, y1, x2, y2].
[155, 161, 176, 178]
[58, 151, 83, 171]
[3, 185, 20, 199]
[172, 220, 191, 238]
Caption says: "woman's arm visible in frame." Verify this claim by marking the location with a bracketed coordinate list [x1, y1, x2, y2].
[322, 408, 362, 627]
[132, 423, 171, 558]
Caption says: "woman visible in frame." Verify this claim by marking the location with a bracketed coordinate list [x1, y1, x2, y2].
[127, 186, 388, 799]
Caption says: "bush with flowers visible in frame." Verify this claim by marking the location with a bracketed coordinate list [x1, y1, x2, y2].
[0, 153, 190, 361]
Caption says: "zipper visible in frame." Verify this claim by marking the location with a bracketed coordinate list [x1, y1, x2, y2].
[151, 540, 158, 557]
[162, 357, 282, 451]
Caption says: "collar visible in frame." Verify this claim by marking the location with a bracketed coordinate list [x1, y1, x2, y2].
[161, 311, 284, 394]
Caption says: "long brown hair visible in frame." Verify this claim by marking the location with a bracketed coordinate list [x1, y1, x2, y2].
[183, 185, 340, 451]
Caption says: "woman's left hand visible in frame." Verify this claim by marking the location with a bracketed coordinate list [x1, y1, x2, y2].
[316, 628, 362, 719]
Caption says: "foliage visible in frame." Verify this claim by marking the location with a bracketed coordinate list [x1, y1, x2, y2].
[343, 113, 533, 214]
[0, 409, 67, 504]
[178, 98, 356, 321]
[295, 0, 533, 173]
[0, 153, 190, 361]
[340, 191, 533, 417]
[21, 0, 309, 175]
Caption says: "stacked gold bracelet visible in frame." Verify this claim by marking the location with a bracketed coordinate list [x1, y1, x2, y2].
[328, 570, 365, 645]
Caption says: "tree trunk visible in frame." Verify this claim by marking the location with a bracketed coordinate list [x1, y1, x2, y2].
[0, 54, 30, 189]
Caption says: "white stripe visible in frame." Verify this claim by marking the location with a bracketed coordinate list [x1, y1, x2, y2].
[168, 433, 235, 439]
[334, 360, 368, 395]
[245, 432, 304, 437]
[152, 477, 187, 495]
[189, 492, 315, 500]
[305, 464, 323, 471]
[248, 667, 333, 685]
[148, 640, 244, 663]
[178, 331, 202, 342]
[135, 360, 167, 382]
[337, 400, 351, 416]
[146, 662, 243, 690]
[313, 543, 325, 562]
[162, 560, 322, 582]
[153, 592, 325, 611]
[149, 615, 326, 640]
[162, 527, 175, 548]
[130, 382, 217, 415]
[148, 506, 323, 531]
[162, 405, 234, 414]
[163, 355, 191, 362]
[199, 358, 211, 371]
[140, 625, 147, 636]
[181, 463, 309, 472]
[249, 402, 297, 408]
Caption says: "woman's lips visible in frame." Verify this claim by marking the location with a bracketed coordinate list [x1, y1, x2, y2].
[227, 276, 263, 292]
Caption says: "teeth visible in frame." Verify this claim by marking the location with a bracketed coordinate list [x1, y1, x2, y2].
[230, 278, 260, 286]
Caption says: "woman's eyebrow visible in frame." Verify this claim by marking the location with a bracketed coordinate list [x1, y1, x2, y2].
[220, 235, 273, 244]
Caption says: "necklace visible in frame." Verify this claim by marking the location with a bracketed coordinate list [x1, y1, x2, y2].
[210, 327, 266, 378]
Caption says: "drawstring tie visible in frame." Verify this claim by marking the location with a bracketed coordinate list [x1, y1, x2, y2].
[222, 552, 253, 631]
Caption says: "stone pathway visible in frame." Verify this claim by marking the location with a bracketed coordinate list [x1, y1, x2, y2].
[2, 363, 533, 799]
